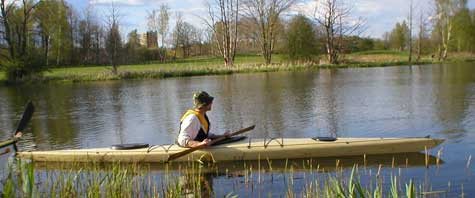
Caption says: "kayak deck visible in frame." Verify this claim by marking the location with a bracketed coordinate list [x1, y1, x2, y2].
[17, 137, 444, 163]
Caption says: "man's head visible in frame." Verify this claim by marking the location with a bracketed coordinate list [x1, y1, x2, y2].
[193, 91, 214, 110]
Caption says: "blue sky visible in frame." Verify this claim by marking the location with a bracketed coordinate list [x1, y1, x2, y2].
[65, 0, 475, 39]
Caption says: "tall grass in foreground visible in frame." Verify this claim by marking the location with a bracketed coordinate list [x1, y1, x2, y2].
[1, 158, 460, 198]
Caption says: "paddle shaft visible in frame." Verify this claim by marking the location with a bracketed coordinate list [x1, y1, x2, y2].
[167, 125, 255, 162]
[15, 101, 34, 135]
[0, 138, 17, 149]
[2, 101, 35, 151]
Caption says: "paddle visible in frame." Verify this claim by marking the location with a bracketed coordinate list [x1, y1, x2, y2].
[0, 147, 11, 156]
[167, 125, 255, 162]
[0, 101, 35, 151]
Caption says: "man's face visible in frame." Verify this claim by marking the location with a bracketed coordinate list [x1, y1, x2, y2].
[206, 102, 213, 111]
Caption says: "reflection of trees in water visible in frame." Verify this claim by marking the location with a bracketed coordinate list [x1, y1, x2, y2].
[0, 84, 78, 150]
[108, 82, 126, 144]
[0, 87, 15, 135]
[431, 63, 474, 139]
[317, 69, 340, 137]
[217, 71, 324, 138]
[216, 75, 243, 134]
[179, 172, 214, 198]
[1, 63, 473, 150]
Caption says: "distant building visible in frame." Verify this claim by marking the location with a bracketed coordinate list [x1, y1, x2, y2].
[142, 31, 158, 49]
[139, 33, 147, 46]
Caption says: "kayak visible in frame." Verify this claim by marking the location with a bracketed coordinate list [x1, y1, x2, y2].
[32, 152, 442, 174]
[17, 137, 443, 163]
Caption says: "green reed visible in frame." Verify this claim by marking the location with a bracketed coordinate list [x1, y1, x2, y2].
[0, 154, 469, 197]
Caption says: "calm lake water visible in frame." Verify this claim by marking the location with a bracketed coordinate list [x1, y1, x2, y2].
[1, 62, 474, 196]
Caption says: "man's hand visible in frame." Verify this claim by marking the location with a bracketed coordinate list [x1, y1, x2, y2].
[14, 132, 22, 138]
[223, 131, 231, 138]
[200, 138, 212, 146]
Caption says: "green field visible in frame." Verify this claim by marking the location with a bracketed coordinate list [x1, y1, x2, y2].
[1, 51, 473, 84]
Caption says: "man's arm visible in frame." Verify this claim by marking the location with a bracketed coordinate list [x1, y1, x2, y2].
[177, 115, 211, 148]
[185, 139, 211, 147]
[208, 131, 231, 139]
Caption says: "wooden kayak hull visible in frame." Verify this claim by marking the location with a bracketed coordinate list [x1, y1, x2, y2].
[17, 137, 444, 163]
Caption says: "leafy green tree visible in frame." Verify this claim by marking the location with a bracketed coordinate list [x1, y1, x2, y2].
[451, 6, 474, 52]
[389, 21, 409, 51]
[284, 15, 318, 62]
[0, 0, 43, 81]
[35, 0, 70, 67]
[472, 10, 475, 52]
[344, 36, 374, 52]
[125, 29, 142, 63]
[242, 0, 297, 65]
[431, 0, 465, 60]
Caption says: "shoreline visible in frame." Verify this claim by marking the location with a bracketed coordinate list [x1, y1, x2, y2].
[1, 57, 474, 85]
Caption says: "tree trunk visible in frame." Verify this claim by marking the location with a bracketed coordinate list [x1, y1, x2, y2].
[416, 38, 421, 63]
[57, 28, 62, 65]
[437, 45, 443, 61]
[1, 0, 15, 59]
[408, 0, 413, 63]
[442, 19, 451, 60]
[44, 35, 49, 66]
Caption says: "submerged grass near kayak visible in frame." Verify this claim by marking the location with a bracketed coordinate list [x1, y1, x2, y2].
[17, 137, 444, 163]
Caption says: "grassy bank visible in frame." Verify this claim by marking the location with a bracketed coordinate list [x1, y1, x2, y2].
[1, 51, 474, 84]
[0, 158, 452, 197]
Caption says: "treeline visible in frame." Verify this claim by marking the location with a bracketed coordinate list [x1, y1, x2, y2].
[383, 0, 475, 62]
[1, 0, 474, 81]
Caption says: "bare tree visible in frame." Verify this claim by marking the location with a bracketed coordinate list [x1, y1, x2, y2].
[241, 0, 297, 65]
[104, 3, 122, 74]
[408, 0, 413, 63]
[78, 5, 99, 65]
[172, 12, 184, 59]
[146, 9, 159, 48]
[193, 28, 206, 55]
[416, 9, 428, 62]
[147, 4, 169, 61]
[431, 0, 463, 61]
[172, 14, 197, 58]
[313, 0, 365, 64]
[1, 0, 39, 59]
[202, 0, 239, 67]
[158, 4, 169, 62]
[158, 4, 169, 48]
[19, 0, 39, 57]
[0, 0, 16, 59]
[66, 3, 78, 65]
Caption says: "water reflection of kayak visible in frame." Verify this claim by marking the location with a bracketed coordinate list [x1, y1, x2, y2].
[32, 152, 442, 174]
[17, 136, 443, 163]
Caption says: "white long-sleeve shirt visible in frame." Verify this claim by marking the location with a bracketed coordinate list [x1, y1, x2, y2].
[177, 114, 214, 147]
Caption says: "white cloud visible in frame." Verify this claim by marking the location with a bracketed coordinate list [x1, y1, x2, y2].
[70, 0, 472, 39]
[291, 1, 318, 16]
[90, 0, 150, 6]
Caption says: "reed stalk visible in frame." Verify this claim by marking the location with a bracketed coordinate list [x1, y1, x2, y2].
[467, 155, 472, 170]
[1, 156, 470, 197]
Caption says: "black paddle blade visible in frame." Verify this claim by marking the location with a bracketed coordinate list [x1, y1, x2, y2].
[15, 101, 34, 135]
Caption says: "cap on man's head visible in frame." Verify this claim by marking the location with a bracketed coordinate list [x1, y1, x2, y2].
[193, 91, 214, 108]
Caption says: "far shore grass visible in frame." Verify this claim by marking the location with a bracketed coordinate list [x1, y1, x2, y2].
[1, 50, 474, 84]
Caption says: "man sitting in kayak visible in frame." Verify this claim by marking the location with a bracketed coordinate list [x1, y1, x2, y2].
[177, 91, 230, 148]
